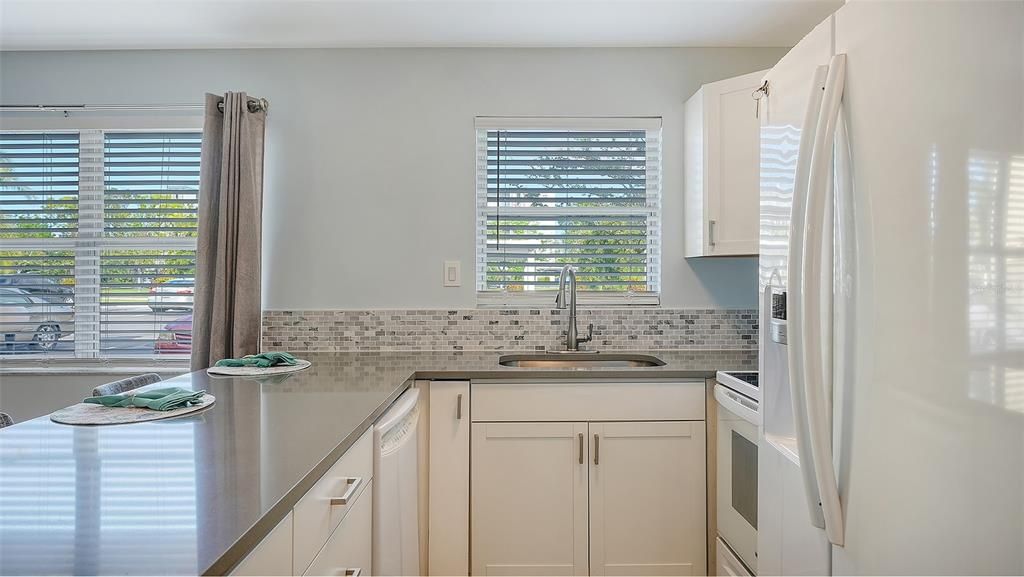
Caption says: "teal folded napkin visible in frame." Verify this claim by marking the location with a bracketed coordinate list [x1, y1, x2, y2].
[84, 387, 207, 411]
[215, 351, 298, 368]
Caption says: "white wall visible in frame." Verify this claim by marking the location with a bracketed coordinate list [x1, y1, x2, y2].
[0, 47, 786, 310]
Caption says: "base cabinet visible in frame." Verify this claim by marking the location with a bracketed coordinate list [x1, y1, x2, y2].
[230, 429, 374, 577]
[471, 418, 706, 576]
[304, 480, 373, 577]
[428, 381, 470, 576]
[471, 422, 589, 576]
[589, 421, 706, 576]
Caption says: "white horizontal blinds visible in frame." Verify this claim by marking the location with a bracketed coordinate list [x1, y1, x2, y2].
[103, 132, 201, 234]
[0, 132, 79, 356]
[476, 120, 662, 302]
[100, 132, 200, 356]
[0, 133, 79, 236]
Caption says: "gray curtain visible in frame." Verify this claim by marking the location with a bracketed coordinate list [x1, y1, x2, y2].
[191, 92, 267, 370]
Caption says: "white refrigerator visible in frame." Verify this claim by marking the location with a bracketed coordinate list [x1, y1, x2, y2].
[757, 1, 1024, 575]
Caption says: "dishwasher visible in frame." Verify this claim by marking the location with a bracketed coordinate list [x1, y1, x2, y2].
[372, 387, 421, 576]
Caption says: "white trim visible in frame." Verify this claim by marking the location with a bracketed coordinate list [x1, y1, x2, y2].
[75, 129, 104, 359]
[476, 291, 659, 307]
[0, 237, 195, 251]
[0, 357, 190, 375]
[474, 116, 662, 131]
[479, 206, 652, 218]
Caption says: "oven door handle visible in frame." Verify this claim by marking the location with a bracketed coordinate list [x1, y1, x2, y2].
[714, 384, 761, 426]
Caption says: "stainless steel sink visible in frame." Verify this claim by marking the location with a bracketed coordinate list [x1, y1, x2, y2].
[498, 353, 666, 368]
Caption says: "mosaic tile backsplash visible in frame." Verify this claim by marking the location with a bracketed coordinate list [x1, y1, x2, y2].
[262, 308, 758, 352]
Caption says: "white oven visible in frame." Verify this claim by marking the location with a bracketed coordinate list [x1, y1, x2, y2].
[715, 371, 760, 576]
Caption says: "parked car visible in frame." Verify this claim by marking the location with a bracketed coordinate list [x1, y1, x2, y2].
[0, 287, 73, 351]
[0, 274, 74, 304]
[148, 278, 195, 312]
[154, 314, 192, 354]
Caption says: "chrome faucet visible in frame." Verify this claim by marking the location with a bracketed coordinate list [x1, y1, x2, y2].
[555, 265, 593, 351]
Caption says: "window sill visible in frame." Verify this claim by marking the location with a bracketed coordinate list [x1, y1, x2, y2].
[0, 357, 191, 376]
[476, 291, 660, 308]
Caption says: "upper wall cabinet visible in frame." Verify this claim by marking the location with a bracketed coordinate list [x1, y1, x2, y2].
[684, 69, 767, 257]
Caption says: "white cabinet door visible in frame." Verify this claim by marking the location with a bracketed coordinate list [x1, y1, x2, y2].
[304, 481, 373, 577]
[471, 422, 589, 576]
[589, 421, 707, 576]
[685, 69, 766, 257]
[230, 511, 293, 576]
[428, 381, 470, 576]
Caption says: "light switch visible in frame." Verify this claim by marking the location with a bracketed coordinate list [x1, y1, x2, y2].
[443, 260, 461, 287]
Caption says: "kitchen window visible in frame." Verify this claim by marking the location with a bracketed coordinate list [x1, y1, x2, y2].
[475, 117, 662, 306]
[0, 129, 200, 360]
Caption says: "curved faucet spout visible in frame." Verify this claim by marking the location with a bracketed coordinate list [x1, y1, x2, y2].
[555, 265, 591, 351]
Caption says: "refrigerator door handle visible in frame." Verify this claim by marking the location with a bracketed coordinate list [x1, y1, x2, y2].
[801, 53, 847, 548]
[833, 93, 855, 504]
[787, 63, 830, 531]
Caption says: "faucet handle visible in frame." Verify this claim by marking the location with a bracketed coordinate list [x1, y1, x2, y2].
[581, 323, 594, 343]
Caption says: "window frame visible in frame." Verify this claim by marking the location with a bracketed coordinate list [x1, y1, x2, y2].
[0, 117, 202, 369]
[474, 116, 663, 307]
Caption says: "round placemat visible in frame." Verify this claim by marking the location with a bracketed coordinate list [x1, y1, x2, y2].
[206, 358, 311, 376]
[50, 394, 216, 426]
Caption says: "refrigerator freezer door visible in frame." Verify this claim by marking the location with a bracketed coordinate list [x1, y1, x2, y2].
[758, 12, 834, 577]
[832, 1, 1024, 574]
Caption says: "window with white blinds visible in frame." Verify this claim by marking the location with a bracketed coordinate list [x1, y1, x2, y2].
[100, 132, 200, 357]
[0, 129, 200, 360]
[475, 118, 662, 305]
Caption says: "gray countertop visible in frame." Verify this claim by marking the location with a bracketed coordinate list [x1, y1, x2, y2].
[0, 349, 755, 576]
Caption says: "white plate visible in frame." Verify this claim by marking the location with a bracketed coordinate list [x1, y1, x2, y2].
[206, 358, 312, 376]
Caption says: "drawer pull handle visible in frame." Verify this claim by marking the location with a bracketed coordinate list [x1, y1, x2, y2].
[593, 433, 600, 465]
[457, 393, 463, 420]
[578, 432, 584, 464]
[333, 568, 362, 577]
[329, 476, 363, 506]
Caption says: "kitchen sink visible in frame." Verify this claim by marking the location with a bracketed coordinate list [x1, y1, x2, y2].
[498, 353, 666, 368]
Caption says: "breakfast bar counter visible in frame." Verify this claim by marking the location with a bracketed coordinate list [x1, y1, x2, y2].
[0, 349, 755, 576]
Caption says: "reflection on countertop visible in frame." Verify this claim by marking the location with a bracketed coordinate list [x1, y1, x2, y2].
[0, 349, 756, 576]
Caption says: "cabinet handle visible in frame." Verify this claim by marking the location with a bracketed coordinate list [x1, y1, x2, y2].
[578, 432, 584, 464]
[328, 476, 363, 506]
[593, 433, 600, 465]
[457, 393, 463, 420]
[333, 569, 362, 577]
[709, 219, 717, 247]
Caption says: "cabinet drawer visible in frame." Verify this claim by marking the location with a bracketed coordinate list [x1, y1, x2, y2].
[472, 379, 705, 422]
[294, 428, 374, 575]
[304, 480, 373, 577]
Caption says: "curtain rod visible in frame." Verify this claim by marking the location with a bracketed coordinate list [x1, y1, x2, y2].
[0, 98, 269, 114]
